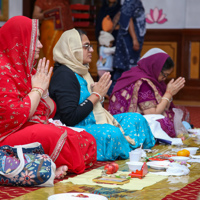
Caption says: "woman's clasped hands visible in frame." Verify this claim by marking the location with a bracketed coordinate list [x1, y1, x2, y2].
[166, 77, 185, 96]
[91, 72, 112, 102]
[31, 57, 53, 97]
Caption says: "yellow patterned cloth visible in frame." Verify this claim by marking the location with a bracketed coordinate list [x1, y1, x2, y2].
[61, 169, 167, 190]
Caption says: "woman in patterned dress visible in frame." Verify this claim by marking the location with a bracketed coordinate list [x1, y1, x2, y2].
[0, 16, 97, 178]
[109, 48, 188, 138]
[49, 28, 155, 161]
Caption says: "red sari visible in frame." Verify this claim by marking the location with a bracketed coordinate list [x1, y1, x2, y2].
[0, 16, 96, 174]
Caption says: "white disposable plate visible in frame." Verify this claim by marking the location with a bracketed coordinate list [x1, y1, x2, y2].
[171, 156, 190, 162]
[191, 155, 200, 159]
[48, 193, 108, 200]
[147, 161, 170, 170]
[182, 147, 199, 155]
[188, 129, 200, 134]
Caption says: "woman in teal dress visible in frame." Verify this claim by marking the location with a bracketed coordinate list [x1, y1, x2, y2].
[49, 29, 155, 161]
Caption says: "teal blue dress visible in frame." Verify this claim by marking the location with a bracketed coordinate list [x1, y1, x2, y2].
[75, 74, 155, 161]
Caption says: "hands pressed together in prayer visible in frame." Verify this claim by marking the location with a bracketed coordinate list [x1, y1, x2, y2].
[31, 58, 53, 97]
[89, 72, 112, 104]
[166, 77, 185, 96]
[28, 58, 54, 118]
[143, 77, 185, 115]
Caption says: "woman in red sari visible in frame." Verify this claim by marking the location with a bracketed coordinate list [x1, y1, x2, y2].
[0, 16, 96, 178]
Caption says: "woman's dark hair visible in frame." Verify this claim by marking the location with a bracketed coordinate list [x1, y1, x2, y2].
[162, 57, 174, 71]
[76, 29, 87, 40]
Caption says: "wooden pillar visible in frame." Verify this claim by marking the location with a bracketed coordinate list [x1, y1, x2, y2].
[23, 0, 36, 18]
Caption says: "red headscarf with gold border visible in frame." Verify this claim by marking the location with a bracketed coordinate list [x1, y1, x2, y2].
[0, 16, 51, 141]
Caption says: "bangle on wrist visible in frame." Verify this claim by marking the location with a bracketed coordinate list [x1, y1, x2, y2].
[101, 96, 105, 103]
[92, 92, 101, 100]
[162, 97, 170, 103]
[31, 89, 42, 98]
[32, 87, 44, 93]
[169, 97, 173, 103]
[42, 90, 49, 99]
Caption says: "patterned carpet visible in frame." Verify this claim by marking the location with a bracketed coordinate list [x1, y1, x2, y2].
[0, 105, 200, 199]
[0, 161, 112, 200]
[163, 178, 200, 200]
[185, 106, 200, 128]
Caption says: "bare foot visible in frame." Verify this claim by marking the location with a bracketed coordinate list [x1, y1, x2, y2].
[55, 165, 68, 179]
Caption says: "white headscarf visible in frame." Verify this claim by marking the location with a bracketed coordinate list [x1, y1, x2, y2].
[53, 30, 117, 124]
[140, 48, 167, 60]
[53, 29, 135, 145]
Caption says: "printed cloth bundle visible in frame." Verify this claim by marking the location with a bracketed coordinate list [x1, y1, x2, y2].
[0, 142, 56, 187]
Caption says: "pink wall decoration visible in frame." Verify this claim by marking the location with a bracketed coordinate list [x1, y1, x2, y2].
[146, 7, 167, 24]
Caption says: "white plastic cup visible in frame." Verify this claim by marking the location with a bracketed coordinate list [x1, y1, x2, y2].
[129, 149, 142, 162]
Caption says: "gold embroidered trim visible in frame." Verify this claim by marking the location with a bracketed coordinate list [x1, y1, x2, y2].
[29, 19, 38, 72]
[50, 129, 68, 162]
[139, 100, 157, 111]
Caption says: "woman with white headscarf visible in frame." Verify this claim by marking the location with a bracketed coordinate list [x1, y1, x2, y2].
[49, 28, 155, 161]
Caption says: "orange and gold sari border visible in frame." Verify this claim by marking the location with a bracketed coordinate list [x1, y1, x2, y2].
[128, 78, 165, 114]
[141, 78, 162, 103]
[128, 80, 142, 113]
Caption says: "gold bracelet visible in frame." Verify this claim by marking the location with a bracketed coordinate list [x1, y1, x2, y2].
[31, 89, 42, 98]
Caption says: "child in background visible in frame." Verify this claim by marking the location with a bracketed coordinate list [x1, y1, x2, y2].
[97, 31, 116, 78]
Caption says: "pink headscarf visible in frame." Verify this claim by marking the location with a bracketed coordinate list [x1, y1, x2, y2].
[111, 48, 170, 95]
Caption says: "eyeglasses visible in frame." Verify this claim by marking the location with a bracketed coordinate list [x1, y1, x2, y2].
[82, 44, 93, 51]
[161, 71, 169, 78]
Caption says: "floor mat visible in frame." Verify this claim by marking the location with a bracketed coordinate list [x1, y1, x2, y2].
[0, 161, 112, 200]
[185, 106, 200, 128]
[162, 177, 200, 200]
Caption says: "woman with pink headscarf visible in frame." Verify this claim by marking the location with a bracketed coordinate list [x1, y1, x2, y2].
[109, 48, 189, 137]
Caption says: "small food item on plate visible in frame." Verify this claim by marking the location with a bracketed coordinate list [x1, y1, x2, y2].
[148, 154, 173, 161]
[72, 194, 89, 198]
[177, 149, 190, 157]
